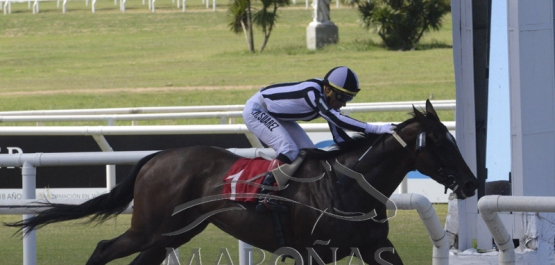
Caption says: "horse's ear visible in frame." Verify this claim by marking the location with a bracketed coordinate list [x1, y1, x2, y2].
[425, 99, 440, 122]
[413, 105, 426, 121]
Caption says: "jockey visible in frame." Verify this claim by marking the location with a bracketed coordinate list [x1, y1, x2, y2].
[242, 66, 396, 212]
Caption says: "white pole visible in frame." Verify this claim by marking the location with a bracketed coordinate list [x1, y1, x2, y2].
[399, 176, 408, 194]
[392, 193, 448, 265]
[92, 134, 116, 192]
[106, 165, 116, 191]
[22, 161, 37, 265]
[238, 241, 252, 265]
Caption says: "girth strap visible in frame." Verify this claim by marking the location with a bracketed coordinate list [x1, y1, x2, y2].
[271, 211, 286, 248]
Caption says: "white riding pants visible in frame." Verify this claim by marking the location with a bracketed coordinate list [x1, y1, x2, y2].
[243, 92, 315, 162]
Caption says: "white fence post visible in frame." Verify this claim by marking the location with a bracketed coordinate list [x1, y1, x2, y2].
[22, 161, 37, 265]
[478, 195, 555, 265]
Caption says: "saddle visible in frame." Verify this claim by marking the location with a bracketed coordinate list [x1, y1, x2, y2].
[222, 153, 305, 203]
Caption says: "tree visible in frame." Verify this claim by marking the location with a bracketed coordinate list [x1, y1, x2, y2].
[228, 0, 290, 53]
[350, 0, 451, 50]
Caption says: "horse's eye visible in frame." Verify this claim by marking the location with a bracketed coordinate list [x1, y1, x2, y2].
[430, 132, 442, 143]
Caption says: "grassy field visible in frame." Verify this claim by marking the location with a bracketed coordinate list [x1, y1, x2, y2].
[0, 3, 455, 125]
[0, 1, 454, 119]
[1, 2, 456, 264]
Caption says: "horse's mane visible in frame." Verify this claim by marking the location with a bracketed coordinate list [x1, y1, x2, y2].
[303, 112, 420, 161]
[302, 133, 382, 160]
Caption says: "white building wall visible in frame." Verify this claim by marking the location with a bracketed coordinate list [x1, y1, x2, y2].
[508, 0, 555, 197]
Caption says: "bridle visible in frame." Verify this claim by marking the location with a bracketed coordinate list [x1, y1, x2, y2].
[335, 129, 460, 195]
[392, 131, 459, 194]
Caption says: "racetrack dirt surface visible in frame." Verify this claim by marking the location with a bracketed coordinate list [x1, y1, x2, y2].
[0, 86, 260, 96]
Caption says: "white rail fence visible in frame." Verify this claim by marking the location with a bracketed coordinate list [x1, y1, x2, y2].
[0, 100, 456, 195]
[0, 100, 455, 115]
[0, 100, 456, 125]
[478, 195, 555, 265]
[0, 150, 448, 265]
[2, 0, 211, 14]
[3, 0, 345, 15]
[0, 122, 456, 191]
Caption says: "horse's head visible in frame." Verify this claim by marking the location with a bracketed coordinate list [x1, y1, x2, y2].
[397, 100, 479, 199]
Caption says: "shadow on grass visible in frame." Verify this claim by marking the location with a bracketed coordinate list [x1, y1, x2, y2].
[415, 40, 453, 50]
[219, 38, 451, 56]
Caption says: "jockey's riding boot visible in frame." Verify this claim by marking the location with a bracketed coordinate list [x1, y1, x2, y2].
[256, 159, 288, 212]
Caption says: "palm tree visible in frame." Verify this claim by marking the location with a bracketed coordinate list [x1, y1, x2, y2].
[228, 0, 290, 52]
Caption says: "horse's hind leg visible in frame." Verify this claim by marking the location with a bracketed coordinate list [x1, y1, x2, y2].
[128, 222, 210, 265]
[86, 229, 150, 265]
[129, 248, 167, 265]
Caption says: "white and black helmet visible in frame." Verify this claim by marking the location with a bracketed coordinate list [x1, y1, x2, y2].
[323, 66, 360, 97]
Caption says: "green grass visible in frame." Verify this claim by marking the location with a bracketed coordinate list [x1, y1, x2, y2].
[1, 3, 455, 264]
[0, 5, 455, 124]
[0, 204, 448, 264]
[0, 2, 454, 95]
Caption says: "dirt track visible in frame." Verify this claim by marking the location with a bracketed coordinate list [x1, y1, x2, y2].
[0, 86, 260, 96]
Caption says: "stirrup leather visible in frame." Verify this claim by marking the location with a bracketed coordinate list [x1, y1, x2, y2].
[257, 194, 288, 212]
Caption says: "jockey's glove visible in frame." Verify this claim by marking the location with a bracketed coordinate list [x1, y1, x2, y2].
[365, 123, 397, 134]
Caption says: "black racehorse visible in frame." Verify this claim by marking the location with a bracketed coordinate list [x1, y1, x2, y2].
[5, 100, 478, 264]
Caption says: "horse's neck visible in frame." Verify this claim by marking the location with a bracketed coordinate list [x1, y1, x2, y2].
[352, 137, 415, 198]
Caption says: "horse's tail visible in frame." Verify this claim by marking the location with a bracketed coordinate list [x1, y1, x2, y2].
[4, 151, 161, 235]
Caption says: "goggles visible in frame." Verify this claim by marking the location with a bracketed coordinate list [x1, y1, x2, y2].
[333, 91, 353, 102]
[328, 81, 357, 102]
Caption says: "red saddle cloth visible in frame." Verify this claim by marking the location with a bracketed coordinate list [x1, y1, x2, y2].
[222, 158, 271, 202]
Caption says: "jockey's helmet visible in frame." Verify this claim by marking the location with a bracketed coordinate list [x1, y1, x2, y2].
[323, 66, 360, 102]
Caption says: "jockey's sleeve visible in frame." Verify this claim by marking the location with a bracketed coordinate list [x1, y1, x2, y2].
[328, 122, 353, 143]
[314, 95, 367, 132]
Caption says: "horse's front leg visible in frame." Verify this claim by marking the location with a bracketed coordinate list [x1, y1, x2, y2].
[359, 238, 403, 265]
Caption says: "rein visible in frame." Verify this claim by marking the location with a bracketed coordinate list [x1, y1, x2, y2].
[335, 131, 458, 195]
[335, 134, 387, 186]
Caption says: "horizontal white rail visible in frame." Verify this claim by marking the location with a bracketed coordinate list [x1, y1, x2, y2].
[0, 122, 456, 135]
[478, 195, 555, 265]
[0, 100, 455, 117]
[0, 103, 457, 123]
[0, 148, 274, 168]
[0, 111, 245, 123]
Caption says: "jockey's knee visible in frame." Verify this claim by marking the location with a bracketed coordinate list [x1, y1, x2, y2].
[276, 153, 293, 164]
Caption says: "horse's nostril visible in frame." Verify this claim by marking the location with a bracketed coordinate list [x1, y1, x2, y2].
[465, 180, 479, 191]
